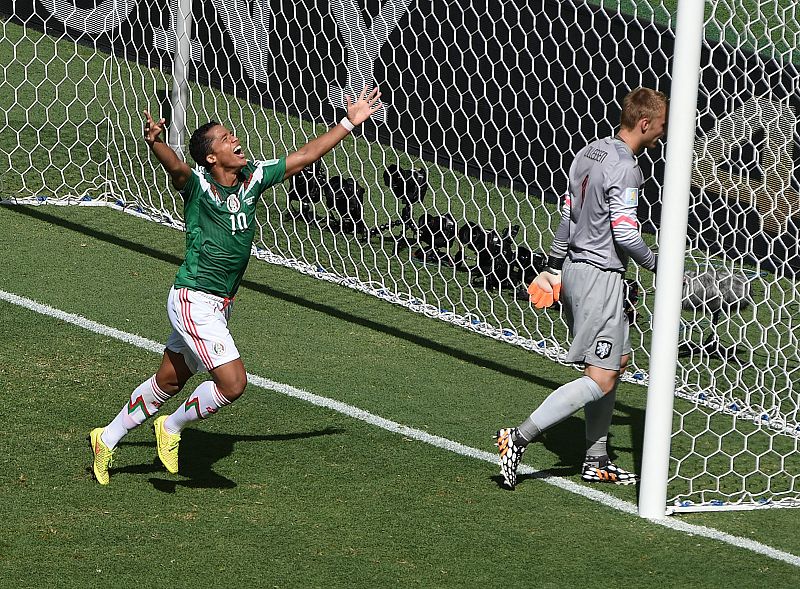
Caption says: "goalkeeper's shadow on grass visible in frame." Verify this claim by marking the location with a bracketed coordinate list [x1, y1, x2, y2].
[111, 426, 344, 492]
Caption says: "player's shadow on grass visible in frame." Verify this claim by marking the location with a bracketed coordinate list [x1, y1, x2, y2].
[113, 426, 343, 492]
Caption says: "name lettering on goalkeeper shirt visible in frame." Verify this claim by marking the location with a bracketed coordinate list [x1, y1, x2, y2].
[583, 146, 609, 163]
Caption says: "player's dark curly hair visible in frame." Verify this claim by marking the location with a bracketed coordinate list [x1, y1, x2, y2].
[188, 121, 220, 169]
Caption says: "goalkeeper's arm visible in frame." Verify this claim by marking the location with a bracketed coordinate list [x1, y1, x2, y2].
[528, 199, 569, 309]
[608, 185, 656, 272]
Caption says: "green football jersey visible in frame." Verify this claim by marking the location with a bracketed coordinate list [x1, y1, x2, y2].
[174, 158, 286, 298]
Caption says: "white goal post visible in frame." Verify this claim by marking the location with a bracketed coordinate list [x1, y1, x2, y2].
[638, 0, 704, 519]
[1, 0, 799, 514]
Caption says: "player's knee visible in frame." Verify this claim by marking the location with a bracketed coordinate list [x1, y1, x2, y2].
[232, 375, 247, 399]
[217, 372, 247, 401]
[159, 381, 183, 396]
[586, 366, 620, 395]
[157, 350, 193, 394]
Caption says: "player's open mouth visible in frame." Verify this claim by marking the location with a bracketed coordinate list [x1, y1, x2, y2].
[233, 145, 243, 156]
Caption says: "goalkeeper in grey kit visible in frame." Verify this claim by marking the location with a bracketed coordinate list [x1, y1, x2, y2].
[88, 87, 382, 485]
[496, 87, 667, 489]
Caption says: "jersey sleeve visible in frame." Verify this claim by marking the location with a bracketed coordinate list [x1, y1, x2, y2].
[606, 162, 656, 271]
[252, 158, 287, 193]
[549, 192, 571, 261]
[179, 167, 202, 202]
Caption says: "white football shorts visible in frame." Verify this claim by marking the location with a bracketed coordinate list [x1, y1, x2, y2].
[165, 286, 240, 374]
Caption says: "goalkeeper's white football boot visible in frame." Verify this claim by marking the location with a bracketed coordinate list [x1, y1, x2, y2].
[154, 415, 181, 474]
[581, 457, 639, 485]
[495, 427, 526, 489]
[89, 427, 114, 485]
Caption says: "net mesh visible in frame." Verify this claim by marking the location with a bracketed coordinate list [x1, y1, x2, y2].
[2, 0, 799, 511]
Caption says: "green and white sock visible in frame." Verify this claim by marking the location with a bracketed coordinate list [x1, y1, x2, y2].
[102, 376, 172, 449]
[163, 380, 231, 434]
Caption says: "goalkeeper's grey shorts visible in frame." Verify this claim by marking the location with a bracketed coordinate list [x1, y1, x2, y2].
[561, 259, 631, 371]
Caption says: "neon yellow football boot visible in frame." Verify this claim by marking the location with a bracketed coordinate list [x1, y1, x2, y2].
[89, 427, 114, 485]
[154, 415, 181, 474]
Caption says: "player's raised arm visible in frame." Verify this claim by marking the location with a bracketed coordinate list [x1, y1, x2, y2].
[143, 110, 192, 191]
[283, 86, 382, 180]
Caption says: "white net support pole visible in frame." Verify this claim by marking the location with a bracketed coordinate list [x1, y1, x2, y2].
[639, 0, 706, 519]
[168, 0, 192, 160]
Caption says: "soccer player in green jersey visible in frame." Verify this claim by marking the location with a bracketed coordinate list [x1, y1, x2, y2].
[89, 87, 382, 484]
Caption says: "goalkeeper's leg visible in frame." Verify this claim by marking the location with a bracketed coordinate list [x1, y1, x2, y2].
[515, 375, 605, 443]
[584, 387, 616, 461]
[581, 359, 639, 485]
[583, 356, 627, 460]
[496, 376, 605, 489]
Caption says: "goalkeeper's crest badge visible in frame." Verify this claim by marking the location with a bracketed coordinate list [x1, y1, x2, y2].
[595, 340, 612, 359]
[226, 194, 241, 213]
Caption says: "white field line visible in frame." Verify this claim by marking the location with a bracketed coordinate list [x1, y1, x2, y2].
[2, 288, 799, 568]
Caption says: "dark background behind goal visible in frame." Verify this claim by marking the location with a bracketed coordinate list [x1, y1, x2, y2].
[5, 0, 799, 273]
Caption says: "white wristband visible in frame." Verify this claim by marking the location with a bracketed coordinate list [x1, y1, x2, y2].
[340, 117, 355, 132]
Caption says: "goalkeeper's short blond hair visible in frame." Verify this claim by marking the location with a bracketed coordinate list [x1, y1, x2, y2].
[620, 88, 668, 130]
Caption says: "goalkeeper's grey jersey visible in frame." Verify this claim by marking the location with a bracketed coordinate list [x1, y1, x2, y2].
[550, 136, 656, 273]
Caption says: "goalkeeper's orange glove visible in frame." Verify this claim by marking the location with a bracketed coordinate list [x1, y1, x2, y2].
[528, 269, 562, 309]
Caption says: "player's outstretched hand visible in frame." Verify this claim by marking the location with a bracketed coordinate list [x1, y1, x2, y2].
[143, 110, 166, 145]
[528, 270, 562, 309]
[345, 86, 382, 126]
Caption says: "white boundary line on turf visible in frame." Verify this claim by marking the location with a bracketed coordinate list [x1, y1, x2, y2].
[2, 287, 799, 569]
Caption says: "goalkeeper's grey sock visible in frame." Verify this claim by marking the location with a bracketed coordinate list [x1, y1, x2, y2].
[583, 455, 610, 468]
[584, 384, 618, 459]
[515, 376, 604, 445]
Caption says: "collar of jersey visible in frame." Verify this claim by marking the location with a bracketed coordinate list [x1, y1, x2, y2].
[611, 134, 635, 156]
[199, 163, 249, 190]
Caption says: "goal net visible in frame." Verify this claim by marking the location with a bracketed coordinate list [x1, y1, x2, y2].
[2, 0, 798, 512]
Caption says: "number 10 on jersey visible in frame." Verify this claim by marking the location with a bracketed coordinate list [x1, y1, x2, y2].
[230, 212, 248, 233]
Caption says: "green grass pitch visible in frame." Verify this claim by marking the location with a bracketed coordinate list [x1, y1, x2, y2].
[2, 3, 800, 586]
